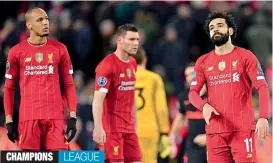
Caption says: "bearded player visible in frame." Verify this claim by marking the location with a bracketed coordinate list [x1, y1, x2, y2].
[189, 12, 270, 163]
[4, 7, 77, 150]
[92, 24, 141, 163]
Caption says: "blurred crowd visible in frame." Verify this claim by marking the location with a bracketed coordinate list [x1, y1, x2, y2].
[0, 1, 272, 162]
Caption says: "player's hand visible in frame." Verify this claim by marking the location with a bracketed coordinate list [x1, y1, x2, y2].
[93, 127, 106, 145]
[168, 134, 176, 145]
[158, 134, 171, 159]
[255, 118, 269, 140]
[6, 122, 18, 143]
[193, 134, 206, 147]
[169, 143, 178, 159]
[65, 117, 77, 142]
[202, 103, 219, 125]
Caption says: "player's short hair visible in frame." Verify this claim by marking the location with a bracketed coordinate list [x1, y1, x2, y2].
[204, 12, 237, 40]
[185, 62, 195, 68]
[25, 7, 44, 22]
[133, 47, 146, 65]
[116, 24, 138, 36]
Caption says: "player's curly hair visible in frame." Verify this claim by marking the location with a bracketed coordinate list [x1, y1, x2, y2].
[204, 12, 237, 40]
[116, 24, 138, 36]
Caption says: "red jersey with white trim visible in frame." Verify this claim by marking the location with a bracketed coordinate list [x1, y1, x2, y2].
[94, 53, 137, 133]
[4, 38, 74, 122]
[189, 47, 269, 134]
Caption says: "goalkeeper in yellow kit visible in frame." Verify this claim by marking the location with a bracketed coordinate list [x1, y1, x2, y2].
[132, 48, 170, 163]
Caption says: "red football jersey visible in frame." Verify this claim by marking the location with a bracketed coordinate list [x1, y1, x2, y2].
[189, 46, 269, 134]
[95, 53, 137, 133]
[5, 38, 74, 122]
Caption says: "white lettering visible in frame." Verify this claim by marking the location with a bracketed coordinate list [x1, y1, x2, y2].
[233, 73, 239, 82]
[17, 153, 22, 161]
[24, 65, 53, 76]
[121, 81, 135, 86]
[5, 152, 54, 161]
[48, 153, 53, 161]
[118, 86, 135, 91]
[30, 153, 34, 161]
[118, 81, 135, 91]
[6, 153, 11, 161]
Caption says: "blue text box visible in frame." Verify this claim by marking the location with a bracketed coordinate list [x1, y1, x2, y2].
[58, 151, 104, 163]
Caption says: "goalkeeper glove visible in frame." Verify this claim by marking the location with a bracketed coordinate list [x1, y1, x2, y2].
[6, 122, 18, 143]
[158, 134, 171, 159]
[65, 117, 77, 142]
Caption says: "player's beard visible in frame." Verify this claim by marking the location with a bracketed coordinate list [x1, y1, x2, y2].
[211, 30, 230, 46]
[41, 33, 49, 37]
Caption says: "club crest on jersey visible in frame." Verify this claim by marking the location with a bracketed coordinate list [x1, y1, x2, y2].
[126, 68, 132, 78]
[218, 61, 226, 71]
[113, 146, 119, 156]
[6, 61, 10, 71]
[232, 60, 238, 70]
[35, 53, 43, 63]
[98, 77, 107, 86]
[48, 53, 53, 63]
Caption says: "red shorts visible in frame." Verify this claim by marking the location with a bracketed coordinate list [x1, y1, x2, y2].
[206, 130, 255, 163]
[100, 132, 142, 162]
[17, 119, 69, 150]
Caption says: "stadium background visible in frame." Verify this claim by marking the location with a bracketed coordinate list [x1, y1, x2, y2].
[0, 1, 271, 163]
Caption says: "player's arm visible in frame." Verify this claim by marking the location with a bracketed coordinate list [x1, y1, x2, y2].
[188, 60, 207, 111]
[93, 61, 112, 129]
[93, 91, 107, 128]
[4, 47, 19, 124]
[59, 45, 77, 118]
[92, 62, 112, 145]
[4, 47, 20, 143]
[169, 94, 187, 144]
[154, 75, 172, 158]
[154, 75, 170, 135]
[59, 44, 78, 142]
[245, 51, 270, 119]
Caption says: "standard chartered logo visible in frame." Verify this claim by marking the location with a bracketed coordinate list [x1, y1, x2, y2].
[118, 81, 135, 91]
[232, 72, 239, 82]
[209, 72, 240, 86]
[24, 65, 54, 76]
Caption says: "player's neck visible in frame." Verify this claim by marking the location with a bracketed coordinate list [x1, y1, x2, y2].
[114, 49, 129, 62]
[215, 41, 235, 55]
[28, 35, 47, 45]
[137, 65, 146, 70]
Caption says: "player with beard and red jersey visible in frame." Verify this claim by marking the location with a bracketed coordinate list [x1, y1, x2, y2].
[4, 8, 77, 150]
[92, 24, 141, 163]
[188, 12, 270, 163]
